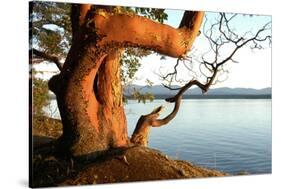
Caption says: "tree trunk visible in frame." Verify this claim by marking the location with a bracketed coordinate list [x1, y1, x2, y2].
[49, 44, 128, 157]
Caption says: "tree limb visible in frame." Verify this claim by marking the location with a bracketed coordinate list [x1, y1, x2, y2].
[179, 11, 203, 30]
[131, 64, 219, 146]
[31, 48, 63, 71]
[92, 11, 204, 58]
[70, 4, 80, 40]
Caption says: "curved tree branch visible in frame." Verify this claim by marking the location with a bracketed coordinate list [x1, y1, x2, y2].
[92, 11, 204, 58]
[31, 48, 63, 71]
[152, 65, 218, 125]
[179, 11, 203, 29]
[130, 76, 216, 146]
[130, 63, 219, 146]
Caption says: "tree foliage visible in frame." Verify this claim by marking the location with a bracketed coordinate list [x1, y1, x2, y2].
[32, 70, 50, 116]
[30, 2, 169, 103]
[30, 2, 71, 57]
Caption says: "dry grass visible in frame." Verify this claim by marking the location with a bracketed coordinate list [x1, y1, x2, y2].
[32, 116, 62, 138]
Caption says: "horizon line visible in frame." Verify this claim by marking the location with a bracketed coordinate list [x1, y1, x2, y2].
[127, 84, 272, 90]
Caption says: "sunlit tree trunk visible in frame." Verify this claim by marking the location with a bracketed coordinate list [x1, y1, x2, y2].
[49, 45, 129, 156]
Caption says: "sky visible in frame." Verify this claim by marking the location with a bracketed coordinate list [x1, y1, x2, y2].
[33, 9, 272, 89]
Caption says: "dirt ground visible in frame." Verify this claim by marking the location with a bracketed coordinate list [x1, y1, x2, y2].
[31, 117, 226, 187]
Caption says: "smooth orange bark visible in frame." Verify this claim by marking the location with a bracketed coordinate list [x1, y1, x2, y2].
[93, 11, 204, 57]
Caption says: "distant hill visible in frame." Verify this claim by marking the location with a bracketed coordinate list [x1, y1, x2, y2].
[124, 85, 272, 99]
[49, 85, 271, 100]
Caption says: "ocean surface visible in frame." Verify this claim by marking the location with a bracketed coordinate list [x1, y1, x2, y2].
[44, 99, 272, 175]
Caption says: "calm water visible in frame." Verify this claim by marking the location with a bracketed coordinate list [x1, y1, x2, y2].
[45, 99, 272, 175]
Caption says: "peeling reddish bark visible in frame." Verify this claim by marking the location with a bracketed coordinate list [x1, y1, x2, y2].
[95, 51, 128, 148]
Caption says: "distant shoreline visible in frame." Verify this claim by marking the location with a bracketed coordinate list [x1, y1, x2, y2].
[129, 94, 272, 100]
[49, 86, 272, 100]
[50, 94, 271, 100]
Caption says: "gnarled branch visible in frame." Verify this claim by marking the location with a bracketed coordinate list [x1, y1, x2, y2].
[31, 48, 63, 71]
[130, 62, 219, 146]
[92, 11, 204, 58]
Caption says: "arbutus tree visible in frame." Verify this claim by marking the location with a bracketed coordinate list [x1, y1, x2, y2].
[30, 2, 204, 157]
